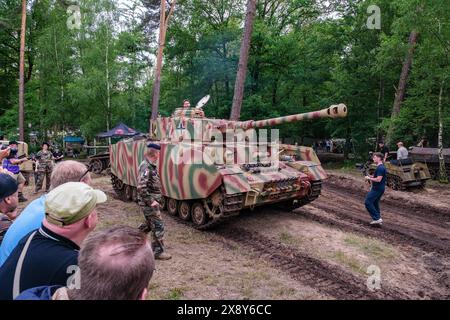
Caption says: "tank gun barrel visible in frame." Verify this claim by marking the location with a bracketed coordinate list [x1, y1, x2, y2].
[235, 104, 347, 130]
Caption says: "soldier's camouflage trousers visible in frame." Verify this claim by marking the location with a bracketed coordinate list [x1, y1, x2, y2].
[140, 205, 166, 255]
[35, 166, 52, 192]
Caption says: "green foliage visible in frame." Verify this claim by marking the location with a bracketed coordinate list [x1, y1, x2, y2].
[0, 0, 447, 152]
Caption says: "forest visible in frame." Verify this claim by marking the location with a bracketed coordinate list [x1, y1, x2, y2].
[0, 0, 448, 156]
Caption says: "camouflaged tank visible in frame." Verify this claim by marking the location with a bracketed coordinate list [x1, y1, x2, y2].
[110, 100, 347, 229]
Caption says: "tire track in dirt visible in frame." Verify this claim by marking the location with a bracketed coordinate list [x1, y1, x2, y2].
[164, 212, 406, 299]
[313, 179, 450, 254]
[289, 182, 450, 299]
[213, 226, 408, 300]
[308, 197, 450, 255]
[326, 182, 450, 229]
[327, 177, 450, 223]
[291, 205, 450, 299]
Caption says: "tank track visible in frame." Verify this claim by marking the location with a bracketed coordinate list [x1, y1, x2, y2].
[194, 193, 244, 230]
[308, 180, 323, 202]
[293, 180, 322, 208]
[164, 192, 244, 230]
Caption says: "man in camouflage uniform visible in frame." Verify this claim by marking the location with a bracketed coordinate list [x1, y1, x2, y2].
[35, 142, 54, 193]
[137, 143, 171, 260]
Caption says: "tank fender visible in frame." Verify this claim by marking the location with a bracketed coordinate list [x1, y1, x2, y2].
[285, 161, 327, 181]
[220, 166, 251, 195]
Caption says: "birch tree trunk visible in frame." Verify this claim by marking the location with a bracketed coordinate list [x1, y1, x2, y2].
[19, 0, 27, 141]
[53, 27, 65, 130]
[386, 31, 419, 145]
[376, 76, 384, 148]
[105, 32, 111, 145]
[230, 0, 257, 121]
[438, 78, 448, 183]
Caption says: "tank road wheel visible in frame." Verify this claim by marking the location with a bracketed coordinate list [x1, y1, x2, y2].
[277, 200, 295, 212]
[167, 198, 178, 216]
[419, 180, 427, 189]
[115, 179, 124, 191]
[111, 175, 125, 197]
[131, 187, 138, 202]
[387, 174, 403, 191]
[179, 201, 191, 221]
[191, 202, 207, 227]
[393, 176, 404, 191]
[125, 185, 133, 202]
[90, 159, 103, 174]
[386, 174, 394, 189]
[160, 197, 167, 211]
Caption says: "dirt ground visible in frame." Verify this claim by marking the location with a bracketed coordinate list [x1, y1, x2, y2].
[19, 169, 450, 300]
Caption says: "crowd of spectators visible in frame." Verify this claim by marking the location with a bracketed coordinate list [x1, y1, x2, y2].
[0, 160, 156, 300]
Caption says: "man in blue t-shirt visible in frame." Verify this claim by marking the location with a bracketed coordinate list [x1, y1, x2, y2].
[364, 152, 387, 226]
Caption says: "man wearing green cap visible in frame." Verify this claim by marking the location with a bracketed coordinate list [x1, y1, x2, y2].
[137, 142, 171, 260]
[0, 182, 106, 300]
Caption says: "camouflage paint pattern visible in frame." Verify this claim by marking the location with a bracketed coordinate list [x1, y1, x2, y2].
[110, 138, 147, 187]
[158, 142, 223, 200]
[112, 104, 347, 207]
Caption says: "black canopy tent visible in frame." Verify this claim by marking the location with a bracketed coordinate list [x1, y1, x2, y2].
[96, 123, 140, 139]
[87, 123, 140, 157]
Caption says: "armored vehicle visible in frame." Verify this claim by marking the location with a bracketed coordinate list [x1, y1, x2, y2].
[110, 100, 347, 229]
[87, 152, 110, 174]
[357, 151, 431, 190]
[409, 147, 450, 180]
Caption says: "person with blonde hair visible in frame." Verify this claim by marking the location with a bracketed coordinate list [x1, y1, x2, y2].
[0, 160, 92, 266]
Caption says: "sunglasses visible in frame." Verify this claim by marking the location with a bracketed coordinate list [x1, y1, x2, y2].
[79, 168, 91, 182]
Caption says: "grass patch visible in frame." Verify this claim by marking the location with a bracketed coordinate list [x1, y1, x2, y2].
[279, 231, 301, 246]
[333, 250, 365, 275]
[274, 287, 297, 297]
[241, 286, 254, 299]
[166, 287, 185, 300]
[344, 234, 395, 259]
